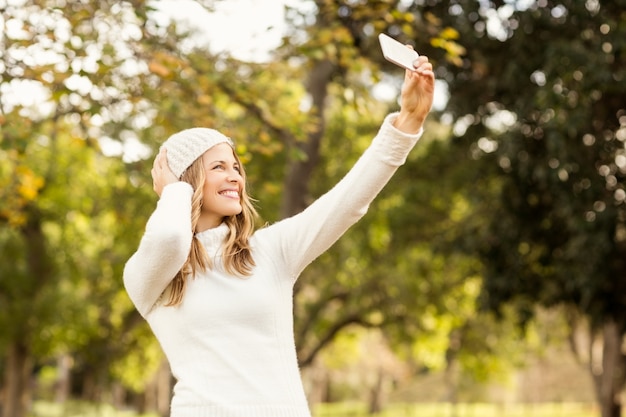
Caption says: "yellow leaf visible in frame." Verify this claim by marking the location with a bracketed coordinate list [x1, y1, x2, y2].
[441, 27, 460, 40]
[15, 166, 44, 201]
[197, 95, 212, 105]
[148, 61, 171, 78]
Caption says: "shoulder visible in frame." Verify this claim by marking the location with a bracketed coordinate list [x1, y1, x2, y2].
[248, 220, 292, 259]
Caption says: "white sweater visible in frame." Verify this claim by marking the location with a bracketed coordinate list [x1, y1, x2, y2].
[123, 113, 422, 417]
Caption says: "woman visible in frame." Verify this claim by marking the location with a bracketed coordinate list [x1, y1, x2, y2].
[124, 55, 435, 417]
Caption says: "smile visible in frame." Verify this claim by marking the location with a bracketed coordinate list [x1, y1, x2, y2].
[219, 190, 240, 198]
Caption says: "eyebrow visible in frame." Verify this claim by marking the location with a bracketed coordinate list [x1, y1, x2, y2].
[209, 160, 240, 166]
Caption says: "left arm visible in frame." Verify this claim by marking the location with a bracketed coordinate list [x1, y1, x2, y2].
[256, 56, 435, 279]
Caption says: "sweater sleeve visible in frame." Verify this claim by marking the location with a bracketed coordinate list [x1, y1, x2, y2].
[123, 182, 194, 317]
[255, 112, 423, 280]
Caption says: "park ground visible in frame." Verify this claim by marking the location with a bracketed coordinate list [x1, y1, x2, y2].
[30, 401, 598, 417]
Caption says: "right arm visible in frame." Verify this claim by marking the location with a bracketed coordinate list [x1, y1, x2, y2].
[124, 149, 191, 317]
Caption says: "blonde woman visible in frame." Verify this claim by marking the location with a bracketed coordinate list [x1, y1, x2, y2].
[124, 55, 435, 417]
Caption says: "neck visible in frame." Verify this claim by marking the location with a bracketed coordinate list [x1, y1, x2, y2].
[196, 217, 224, 232]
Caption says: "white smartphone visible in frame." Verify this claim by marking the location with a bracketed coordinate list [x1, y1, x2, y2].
[378, 33, 419, 71]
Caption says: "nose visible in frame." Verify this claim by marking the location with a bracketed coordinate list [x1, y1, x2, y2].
[227, 169, 241, 183]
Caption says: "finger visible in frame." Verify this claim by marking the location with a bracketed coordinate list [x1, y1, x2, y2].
[419, 69, 435, 79]
[414, 65, 434, 81]
[153, 149, 162, 169]
[416, 62, 433, 73]
[412, 56, 430, 70]
[159, 148, 169, 170]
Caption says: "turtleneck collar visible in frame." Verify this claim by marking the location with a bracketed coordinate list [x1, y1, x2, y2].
[195, 223, 229, 256]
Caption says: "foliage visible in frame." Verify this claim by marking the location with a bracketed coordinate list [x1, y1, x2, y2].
[415, 0, 626, 414]
[0, 2, 169, 414]
[407, 0, 626, 322]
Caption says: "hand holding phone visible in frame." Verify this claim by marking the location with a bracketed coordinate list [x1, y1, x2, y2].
[378, 33, 419, 71]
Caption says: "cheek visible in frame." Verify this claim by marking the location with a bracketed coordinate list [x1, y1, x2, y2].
[199, 182, 216, 206]
[201, 176, 217, 194]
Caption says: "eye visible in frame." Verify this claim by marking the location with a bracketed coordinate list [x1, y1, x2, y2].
[212, 164, 225, 170]
[234, 165, 241, 173]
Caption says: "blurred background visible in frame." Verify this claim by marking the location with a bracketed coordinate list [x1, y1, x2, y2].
[1, 0, 625, 416]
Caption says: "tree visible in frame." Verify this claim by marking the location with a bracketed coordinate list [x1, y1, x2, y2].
[263, 0, 472, 370]
[0, 1, 161, 415]
[419, 1, 626, 415]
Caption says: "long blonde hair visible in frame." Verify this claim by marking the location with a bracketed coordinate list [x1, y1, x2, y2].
[165, 149, 258, 306]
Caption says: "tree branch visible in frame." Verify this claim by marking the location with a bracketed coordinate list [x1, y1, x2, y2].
[298, 314, 377, 368]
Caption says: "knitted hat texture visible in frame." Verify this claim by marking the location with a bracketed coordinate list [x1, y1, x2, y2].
[162, 128, 234, 178]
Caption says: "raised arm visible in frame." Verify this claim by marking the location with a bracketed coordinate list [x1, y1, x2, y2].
[258, 56, 435, 279]
[123, 149, 192, 317]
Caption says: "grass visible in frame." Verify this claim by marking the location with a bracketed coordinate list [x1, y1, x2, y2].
[30, 401, 159, 417]
[30, 401, 598, 417]
[313, 402, 598, 417]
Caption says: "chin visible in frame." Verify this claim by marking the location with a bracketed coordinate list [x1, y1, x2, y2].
[228, 207, 243, 217]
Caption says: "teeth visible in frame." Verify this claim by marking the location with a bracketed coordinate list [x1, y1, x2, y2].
[221, 190, 239, 198]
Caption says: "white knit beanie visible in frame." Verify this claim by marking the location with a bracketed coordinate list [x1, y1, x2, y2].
[161, 127, 234, 179]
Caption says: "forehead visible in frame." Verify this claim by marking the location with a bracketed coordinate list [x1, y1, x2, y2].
[201, 142, 237, 162]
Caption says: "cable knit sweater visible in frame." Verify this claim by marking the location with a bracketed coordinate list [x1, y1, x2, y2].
[123, 113, 423, 417]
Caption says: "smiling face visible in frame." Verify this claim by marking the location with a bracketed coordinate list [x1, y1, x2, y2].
[197, 143, 244, 231]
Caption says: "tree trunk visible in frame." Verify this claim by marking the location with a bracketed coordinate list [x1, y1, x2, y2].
[2, 341, 34, 417]
[444, 328, 461, 417]
[367, 367, 385, 415]
[279, 58, 335, 220]
[55, 354, 72, 403]
[142, 359, 172, 417]
[1, 211, 51, 417]
[591, 320, 624, 417]
[79, 367, 98, 402]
